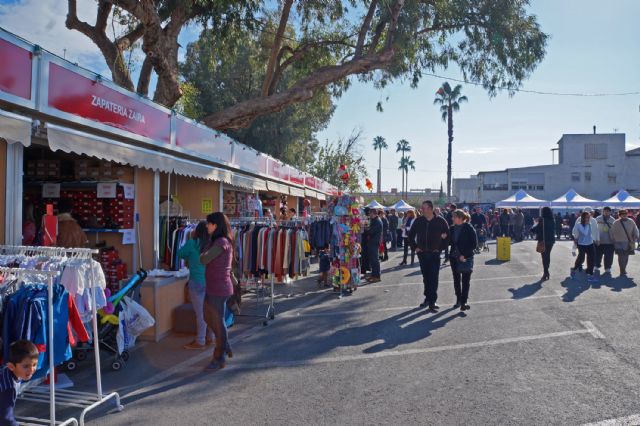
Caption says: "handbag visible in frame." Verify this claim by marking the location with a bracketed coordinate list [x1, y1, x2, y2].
[536, 218, 546, 253]
[620, 221, 636, 255]
[457, 257, 474, 274]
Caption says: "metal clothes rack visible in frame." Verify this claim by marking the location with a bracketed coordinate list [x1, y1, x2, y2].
[0, 246, 123, 426]
[0, 267, 77, 426]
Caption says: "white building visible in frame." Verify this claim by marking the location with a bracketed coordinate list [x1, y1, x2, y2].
[454, 132, 640, 204]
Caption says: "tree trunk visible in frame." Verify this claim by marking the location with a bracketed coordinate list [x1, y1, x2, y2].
[447, 105, 454, 202]
[377, 149, 382, 196]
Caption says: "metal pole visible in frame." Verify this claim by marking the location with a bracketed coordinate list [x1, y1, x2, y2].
[48, 274, 55, 426]
[90, 260, 103, 399]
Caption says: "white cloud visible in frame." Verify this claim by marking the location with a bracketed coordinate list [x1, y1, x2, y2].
[0, 0, 113, 75]
[458, 147, 499, 155]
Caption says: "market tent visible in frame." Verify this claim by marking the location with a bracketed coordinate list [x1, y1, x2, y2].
[391, 200, 415, 212]
[550, 189, 601, 208]
[602, 190, 640, 208]
[495, 190, 549, 208]
[366, 200, 386, 209]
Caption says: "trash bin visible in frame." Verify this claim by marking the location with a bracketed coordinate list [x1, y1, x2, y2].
[496, 237, 511, 261]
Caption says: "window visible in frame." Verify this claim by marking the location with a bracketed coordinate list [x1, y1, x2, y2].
[608, 173, 617, 184]
[483, 184, 508, 191]
[511, 180, 527, 190]
[585, 143, 607, 160]
[528, 184, 544, 191]
[585, 172, 591, 182]
[571, 172, 581, 182]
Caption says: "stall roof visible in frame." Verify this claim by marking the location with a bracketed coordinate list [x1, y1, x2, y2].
[550, 189, 601, 208]
[495, 190, 548, 208]
[602, 190, 640, 208]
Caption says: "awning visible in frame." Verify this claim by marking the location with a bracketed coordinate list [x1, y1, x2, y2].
[0, 109, 32, 146]
[304, 189, 317, 198]
[47, 124, 235, 183]
[289, 186, 305, 197]
[316, 192, 326, 201]
[266, 181, 290, 195]
[229, 172, 267, 191]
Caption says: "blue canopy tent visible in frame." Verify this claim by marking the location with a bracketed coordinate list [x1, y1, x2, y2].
[602, 190, 640, 208]
[550, 189, 601, 208]
[495, 190, 549, 208]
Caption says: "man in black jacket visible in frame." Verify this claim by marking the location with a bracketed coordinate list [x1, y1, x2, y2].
[388, 209, 399, 251]
[408, 200, 450, 311]
[367, 208, 383, 283]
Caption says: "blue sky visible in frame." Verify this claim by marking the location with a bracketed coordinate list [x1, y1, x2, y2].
[1, 0, 638, 191]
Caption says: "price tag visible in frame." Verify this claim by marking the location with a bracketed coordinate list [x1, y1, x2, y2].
[97, 182, 117, 198]
[122, 183, 135, 200]
[120, 229, 135, 245]
[202, 198, 213, 214]
[42, 183, 60, 199]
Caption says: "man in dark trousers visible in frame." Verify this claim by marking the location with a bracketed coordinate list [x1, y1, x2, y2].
[442, 203, 456, 264]
[367, 208, 383, 283]
[409, 200, 450, 311]
[388, 209, 399, 251]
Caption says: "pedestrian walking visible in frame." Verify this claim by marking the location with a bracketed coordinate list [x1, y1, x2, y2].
[531, 206, 555, 281]
[200, 212, 235, 371]
[378, 209, 390, 261]
[595, 206, 615, 276]
[367, 208, 383, 283]
[388, 209, 399, 251]
[554, 213, 563, 240]
[611, 209, 639, 276]
[499, 209, 510, 237]
[396, 212, 404, 248]
[571, 210, 599, 282]
[400, 210, 416, 266]
[443, 204, 456, 264]
[448, 209, 478, 311]
[408, 200, 450, 311]
[178, 221, 216, 350]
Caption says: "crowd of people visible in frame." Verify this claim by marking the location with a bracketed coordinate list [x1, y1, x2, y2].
[360, 201, 640, 315]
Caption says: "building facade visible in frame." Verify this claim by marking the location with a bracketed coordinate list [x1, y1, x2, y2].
[454, 133, 640, 204]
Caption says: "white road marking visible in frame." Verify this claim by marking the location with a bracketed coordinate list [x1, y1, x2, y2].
[582, 414, 640, 426]
[287, 292, 564, 318]
[226, 325, 598, 371]
[359, 274, 542, 289]
[581, 321, 606, 339]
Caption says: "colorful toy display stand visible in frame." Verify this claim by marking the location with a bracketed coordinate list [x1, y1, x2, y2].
[330, 194, 362, 296]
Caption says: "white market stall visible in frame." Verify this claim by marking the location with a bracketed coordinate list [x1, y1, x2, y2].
[366, 200, 386, 209]
[602, 190, 640, 208]
[495, 190, 549, 208]
[391, 200, 415, 212]
[550, 189, 601, 208]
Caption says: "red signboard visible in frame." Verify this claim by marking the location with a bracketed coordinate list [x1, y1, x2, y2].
[268, 160, 290, 181]
[305, 176, 319, 189]
[175, 118, 233, 163]
[48, 63, 171, 143]
[0, 38, 32, 100]
[290, 167, 305, 185]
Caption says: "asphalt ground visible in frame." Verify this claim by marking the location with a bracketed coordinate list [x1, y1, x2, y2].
[18, 239, 640, 425]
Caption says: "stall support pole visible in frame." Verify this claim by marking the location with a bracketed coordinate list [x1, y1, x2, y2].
[47, 274, 56, 426]
[91, 285, 102, 399]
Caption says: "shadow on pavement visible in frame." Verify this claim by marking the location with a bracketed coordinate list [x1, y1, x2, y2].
[560, 274, 637, 302]
[508, 280, 543, 299]
[484, 259, 508, 266]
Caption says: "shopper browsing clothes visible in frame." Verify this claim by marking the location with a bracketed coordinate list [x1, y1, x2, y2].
[571, 210, 599, 282]
[400, 210, 416, 266]
[611, 209, 639, 276]
[366, 208, 383, 283]
[595, 207, 616, 275]
[178, 221, 216, 350]
[448, 210, 478, 311]
[531, 206, 555, 281]
[56, 198, 89, 248]
[408, 200, 450, 311]
[200, 212, 234, 371]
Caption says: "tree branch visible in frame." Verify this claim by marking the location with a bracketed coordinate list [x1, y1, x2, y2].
[115, 24, 144, 51]
[367, 20, 387, 54]
[136, 56, 154, 96]
[261, 0, 294, 98]
[355, 0, 378, 58]
[204, 48, 396, 130]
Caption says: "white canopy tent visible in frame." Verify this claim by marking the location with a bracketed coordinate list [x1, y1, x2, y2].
[550, 189, 601, 208]
[495, 190, 549, 208]
[602, 190, 640, 208]
[366, 200, 386, 209]
[390, 200, 415, 212]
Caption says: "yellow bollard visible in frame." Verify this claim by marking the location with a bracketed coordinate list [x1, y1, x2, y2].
[496, 237, 511, 261]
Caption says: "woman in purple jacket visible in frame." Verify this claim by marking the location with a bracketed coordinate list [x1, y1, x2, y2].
[200, 212, 235, 371]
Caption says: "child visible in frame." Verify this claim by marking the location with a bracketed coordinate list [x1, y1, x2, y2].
[318, 248, 331, 288]
[1, 340, 39, 426]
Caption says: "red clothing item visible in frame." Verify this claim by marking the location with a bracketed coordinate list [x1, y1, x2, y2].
[67, 295, 89, 346]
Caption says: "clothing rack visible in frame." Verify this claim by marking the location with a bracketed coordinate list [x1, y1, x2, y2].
[0, 267, 77, 426]
[0, 246, 123, 426]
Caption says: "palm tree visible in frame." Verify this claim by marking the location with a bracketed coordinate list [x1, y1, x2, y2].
[405, 156, 416, 197]
[372, 136, 388, 196]
[396, 139, 411, 198]
[398, 157, 409, 199]
[434, 82, 468, 202]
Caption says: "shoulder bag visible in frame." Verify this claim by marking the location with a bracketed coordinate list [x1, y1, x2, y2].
[620, 221, 636, 256]
[536, 218, 545, 253]
[455, 225, 474, 274]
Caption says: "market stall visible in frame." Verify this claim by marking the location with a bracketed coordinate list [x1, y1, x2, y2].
[550, 189, 601, 208]
[495, 190, 549, 208]
[601, 190, 640, 208]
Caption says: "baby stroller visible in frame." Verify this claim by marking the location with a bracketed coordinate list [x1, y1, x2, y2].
[67, 270, 148, 371]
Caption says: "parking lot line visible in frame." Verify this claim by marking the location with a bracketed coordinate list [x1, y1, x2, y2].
[582, 413, 640, 425]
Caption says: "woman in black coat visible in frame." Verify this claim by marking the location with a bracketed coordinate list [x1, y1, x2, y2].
[531, 206, 556, 281]
[448, 210, 478, 311]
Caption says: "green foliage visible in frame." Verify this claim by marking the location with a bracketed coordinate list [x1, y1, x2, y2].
[180, 24, 335, 169]
[434, 81, 468, 121]
[308, 130, 368, 193]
